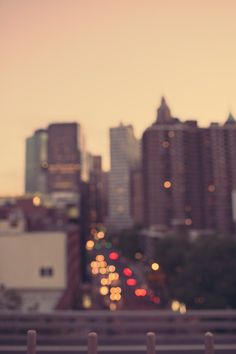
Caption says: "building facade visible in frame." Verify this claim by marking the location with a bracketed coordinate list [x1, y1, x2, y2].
[143, 98, 236, 235]
[107, 123, 141, 231]
[25, 129, 48, 194]
[25, 122, 89, 208]
[143, 98, 203, 230]
[47, 123, 80, 205]
[0, 231, 80, 311]
[88, 155, 104, 224]
[200, 118, 236, 234]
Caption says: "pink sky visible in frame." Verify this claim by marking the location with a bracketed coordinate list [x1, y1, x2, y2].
[1, 0, 236, 195]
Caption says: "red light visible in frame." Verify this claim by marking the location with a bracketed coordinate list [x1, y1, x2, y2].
[109, 252, 119, 260]
[135, 288, 147, 297]
[153, 296, 161, 304]
[123, 268, 133, 277]
[126, 278, 137, 286]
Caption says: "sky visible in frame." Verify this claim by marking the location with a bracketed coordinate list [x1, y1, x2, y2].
[1, 0, 236, 195]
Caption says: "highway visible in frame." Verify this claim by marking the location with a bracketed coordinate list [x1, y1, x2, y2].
[88, 237, 160, 311]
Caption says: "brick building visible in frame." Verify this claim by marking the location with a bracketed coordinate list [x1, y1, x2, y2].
[142, 98, 236, 236]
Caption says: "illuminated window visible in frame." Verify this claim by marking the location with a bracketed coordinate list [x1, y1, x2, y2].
[185, 218, 192, 226]
[116, 187, 125, 194]
[208, 185, 215, 192]
[185, 205, 192, 212]
[162, 141, 170, 148]
[163, 181, 172, 189]
[117, 205, 125, 213]
[168, 131, 175, 138]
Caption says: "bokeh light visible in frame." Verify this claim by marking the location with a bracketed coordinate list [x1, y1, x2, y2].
[109, 252, 119, 260]
[123, 267, 133, 277]
[126, 278, 137, 286]
[100, 286, 109, 296]
[135, 288, 147, 297]
[86, 240, 95, 251]
[151, 262, 160, 271]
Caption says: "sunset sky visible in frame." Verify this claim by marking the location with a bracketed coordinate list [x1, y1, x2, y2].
[1, 0, 236, 195]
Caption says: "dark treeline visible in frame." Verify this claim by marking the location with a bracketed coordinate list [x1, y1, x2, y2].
[111, 230, 236, 309]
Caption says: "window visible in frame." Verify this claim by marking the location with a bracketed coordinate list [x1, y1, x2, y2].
[208, 185, 215, 192]
[168, 131, 175, 138]
[39, 267, 54, 277]
[162, 141, 170, 148]
[185, 218, 192, 226]
[117, 205, 125, 213]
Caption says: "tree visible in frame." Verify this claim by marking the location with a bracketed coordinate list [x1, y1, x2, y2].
[150, 235, 236, 309]
[0, 285, 22, 310]
[173, 236, 236, 308]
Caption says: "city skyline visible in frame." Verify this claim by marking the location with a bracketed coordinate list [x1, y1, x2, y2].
[1, 0, 236, 195]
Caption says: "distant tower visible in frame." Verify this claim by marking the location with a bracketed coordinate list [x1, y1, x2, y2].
[156, 97, 172, 124]
[25, 129, 48, 194]
[107, 124, 140, 231]
[47, 123, 81, 205]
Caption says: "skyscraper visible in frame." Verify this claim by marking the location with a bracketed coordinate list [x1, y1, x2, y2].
[107, 123, 140, 231]
[25, 129, 48, 194]
[47, 123, 80, 192]
[200, 117, 236, 234]
[143, 98, 236, 236]
[47, 122, 86, 207]
[88, 155, 104, 224]
[25, 122, 89, 207]
[142, 98, 203, 231]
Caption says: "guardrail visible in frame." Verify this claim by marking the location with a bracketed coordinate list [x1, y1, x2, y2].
[0, 310, 235, 345]
[25, 330, 216, 354]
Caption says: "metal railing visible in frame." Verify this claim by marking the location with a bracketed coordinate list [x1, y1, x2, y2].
[0, 310, 236, 353]
[25, 330, 216, 354]
[0, 310, 236, 343]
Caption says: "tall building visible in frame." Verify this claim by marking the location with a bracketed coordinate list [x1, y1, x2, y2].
[47, 123, 80, 204]
[143, 98, 203, 231]
[88, 155, 104, 224]
[25, 129, 48, 194]
[200, 117, 236, 234]
[107, 123, 140, 231]
[143, 98, 236, 236]
[224, 115, 236, 230]
[25, 122, 89, 208]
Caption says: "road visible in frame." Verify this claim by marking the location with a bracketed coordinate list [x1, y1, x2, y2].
[89, 240, 159, 310]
